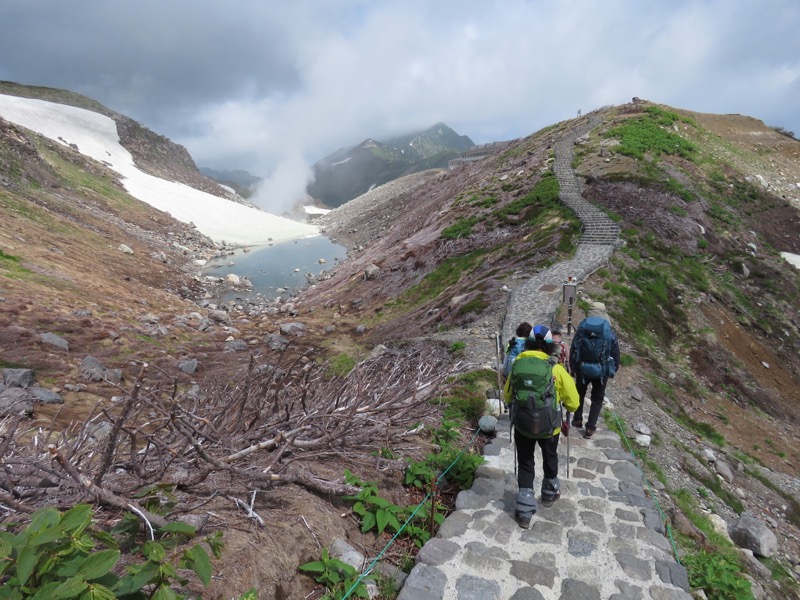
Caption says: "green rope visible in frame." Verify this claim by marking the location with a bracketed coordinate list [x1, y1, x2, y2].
[341, 426, 483, 599]
[608, 411, 682, 566]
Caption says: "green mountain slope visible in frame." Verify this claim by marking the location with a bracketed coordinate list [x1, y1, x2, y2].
[307, 122, 474, 207]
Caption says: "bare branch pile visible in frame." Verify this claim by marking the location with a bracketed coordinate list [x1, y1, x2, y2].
[0, 342, 458, 525]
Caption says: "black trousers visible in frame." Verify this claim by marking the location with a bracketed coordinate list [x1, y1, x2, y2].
[575, 377, 606, 430]
[514, 430, 559, 489]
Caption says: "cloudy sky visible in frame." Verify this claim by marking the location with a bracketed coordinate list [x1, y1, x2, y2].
[1, 0, 798, 212]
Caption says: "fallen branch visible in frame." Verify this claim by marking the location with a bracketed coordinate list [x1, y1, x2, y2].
[229, 495, 265, 527]
[0, 490, 34, 514]
[269, 465, 361, 496]
[49, 445, 168, 529]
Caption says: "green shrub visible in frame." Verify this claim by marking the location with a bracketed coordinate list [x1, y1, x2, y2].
[605, 108, 696, 161]
[299, 547, 371, 600]
[496, 172, 560, 218]
[441, 216, 481, 239]
[0, 504, 224, 599]
[682, 551, 753, 600]
[327, 353, 357, 377]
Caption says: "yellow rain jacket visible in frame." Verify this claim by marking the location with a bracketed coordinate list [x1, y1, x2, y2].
[503, 350, 579, 437]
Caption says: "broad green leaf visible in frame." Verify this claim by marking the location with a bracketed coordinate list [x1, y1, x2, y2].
[183, 545, 211, 586]
[28, 526, 63, 548]
[88, 530, 117, 549]
[0, 534, 12, 558]
[152, 584, 179, 600]
[29, 582, 62, 600]
[159, 522, 196, 536]
[141, 541, 166, 562]
[157, 560, 177, 579]
[376, 509, 390, 534]
[78, 549, 119, 581]
[35, 575, 88, 600]
[58, 505, 93, 535]
[79, 583, 117, 600]
[367, 496, 390, 509]
[388, 514, 402, 532]
[29, 507, 60, 532]
[0, 586, 23, 600]
[330, 559, 356, 576]
[116, 561, 160, 594]
[298, 560, 326, 573]
[360, 512, 376, 533]
[16, 545, 37, 586]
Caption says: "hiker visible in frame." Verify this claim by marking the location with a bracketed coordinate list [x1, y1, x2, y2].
[550, 323, 571, 375]
[504, 325, 579, 528]
[569, 302, 620, 439]
[502, 321, 532, 378]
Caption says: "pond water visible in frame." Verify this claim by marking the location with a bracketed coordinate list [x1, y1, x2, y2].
[202, 235, 348, 300]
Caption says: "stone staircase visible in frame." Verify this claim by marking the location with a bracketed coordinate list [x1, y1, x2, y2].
[553, 116, 621, 246]
[502, 113, 619, 342]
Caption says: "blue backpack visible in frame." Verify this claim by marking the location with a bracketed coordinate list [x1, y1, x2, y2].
[503, 337, 526, 378]
[572, 316, 617, 382]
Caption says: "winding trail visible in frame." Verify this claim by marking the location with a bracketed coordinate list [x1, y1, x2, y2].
[502, 115, 619, 342]
[396, 116, 693, 599]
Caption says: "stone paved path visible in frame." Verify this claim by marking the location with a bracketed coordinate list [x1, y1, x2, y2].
[396, 115, 693, 599]
[503, 114, 618, 342]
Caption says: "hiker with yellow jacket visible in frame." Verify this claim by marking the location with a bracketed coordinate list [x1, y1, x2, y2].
[503, 325, 579, 528]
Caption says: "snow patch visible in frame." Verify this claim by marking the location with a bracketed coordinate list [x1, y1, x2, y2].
[0, 94, 318, 247]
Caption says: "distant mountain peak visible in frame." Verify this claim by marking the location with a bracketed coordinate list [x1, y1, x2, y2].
[308, 123, 475, 207]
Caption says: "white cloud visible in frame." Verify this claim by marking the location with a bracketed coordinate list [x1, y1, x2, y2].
[0, 0, 797, 204]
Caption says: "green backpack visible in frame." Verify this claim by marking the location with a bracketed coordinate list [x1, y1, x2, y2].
[510, 355, 561, 438]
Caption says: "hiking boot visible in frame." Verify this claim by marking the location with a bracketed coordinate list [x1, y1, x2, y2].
[541, 490, 561, 508]
[571, 418, 583, 428]
[583, 427, 596, 439]
[515, 511, 534, 529]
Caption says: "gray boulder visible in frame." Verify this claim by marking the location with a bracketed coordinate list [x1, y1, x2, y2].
[3, 368, 34, 388]
[0, 388, 34, 417]
[40, 332, 69, 351]
[715, 460, 735, 483]
[264, 334, 290, 350]
[208, 309, 232, 325]
[728, 513, 778, 557]
[178, 358, 199, 374]
[280, 322, 306, 337]
[79, 356, 107, 382]
[224, 339, 249, 352]
[478, 415, 498, 433]
[29, 387, 63, 404]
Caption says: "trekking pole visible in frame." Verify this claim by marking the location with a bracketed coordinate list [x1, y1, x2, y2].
[495, 332, 504, 414]
[565, 411, 571, 479]
[567, 422, 571, 479]
[510, 403, 517, 477]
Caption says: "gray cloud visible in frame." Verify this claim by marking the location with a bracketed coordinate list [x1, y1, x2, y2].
[1, 0, 798, 211]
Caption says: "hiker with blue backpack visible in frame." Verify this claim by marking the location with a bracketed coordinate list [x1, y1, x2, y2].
[504, 325, 579, 529]
[502, 321, 532, 378]
[569, 303, 621, 439]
